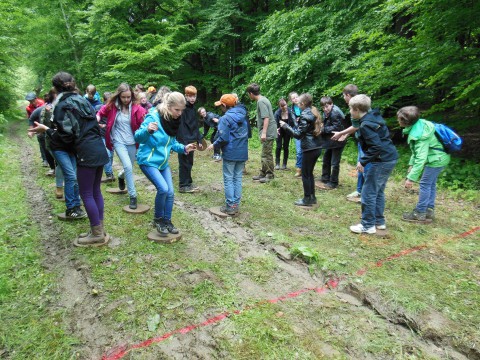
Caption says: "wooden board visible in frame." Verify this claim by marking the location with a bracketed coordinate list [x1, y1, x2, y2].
[147, 231, 182, 243]
[209, 206, 239, 218]
[122, 204, 151, 214]
[106, 188, 127, 194]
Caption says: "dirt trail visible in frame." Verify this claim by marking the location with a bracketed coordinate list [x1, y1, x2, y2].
[15, 126, 119, 360]
[14, 122, 478, 359]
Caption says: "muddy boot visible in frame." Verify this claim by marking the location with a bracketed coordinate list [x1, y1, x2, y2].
[294, 168, 302, 177]
[402, 209, 427, 222]
[426, 208, 435, 221]
[76, 225, 105, 246]
[55, 186, 64, 199]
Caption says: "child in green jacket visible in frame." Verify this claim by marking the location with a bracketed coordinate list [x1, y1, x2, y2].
[397, 106, 451, 222]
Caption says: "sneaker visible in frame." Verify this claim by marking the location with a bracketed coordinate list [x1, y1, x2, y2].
[155, 219, 169, 237]
[294, 197, 314, 207]
[347, 190, 361, 198]
[42, 160, 49, 167]
[274, 164, 280, 170]
[164, 219, 179, 234]
[350, 224, 376, 234]
[213, 155, 222, 162]
[281, 165, 287, 170]
[220, 204, 238, 215]
[426, 208, 435, 220]
[402, 210, 427, 222]
[252, 174, 265, 181]
[46, 169, 55, 176]
[294, 168, 302, 177]
[179, 186, 194, 193]
[376, 224, 387, 230]
[118, 177, 126, 191]
[129, 197, 137, 210]
[190, 184, 200, 191]
[310, 195, 317, 204]
[66, 207, 87, 219]
[105, 173, 115, 182]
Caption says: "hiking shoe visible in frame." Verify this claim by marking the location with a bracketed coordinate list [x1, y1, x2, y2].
[426, 208, 435, 220]
[310, 195, 317, 204]
[220, 204, 238, 215]
[294, 197, 314, 207]
[66, 207, 87, 219]
[118, 176, 126, 191]
[347, 190, 361, 198]
[259, 175, 274, 183]
[179, 186, 194, 193]
[252, 174, 265, 181]
[55, 186, 64, 199]
[190, 184, 200, 191]
[294, 168, 301, 177]
[129, 197, 137, 209]
[376, 224, 387, 230]
[350, 224, 376, 234]
[155, 219, 169, 237]
[402, 210, 427, 222]
[164, 219, 179, 234]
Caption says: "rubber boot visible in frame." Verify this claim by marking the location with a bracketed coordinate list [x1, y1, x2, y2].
[76, 225, 105, 246]
[55, 186, 63, 199]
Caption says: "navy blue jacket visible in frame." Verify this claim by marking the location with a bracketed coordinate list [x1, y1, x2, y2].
[213, 105, 249, 161]
[357, 110, 398, 166]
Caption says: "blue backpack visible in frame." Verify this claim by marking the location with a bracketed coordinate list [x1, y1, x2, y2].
[432, 122, 463, 153]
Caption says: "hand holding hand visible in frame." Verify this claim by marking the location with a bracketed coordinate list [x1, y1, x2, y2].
[28, 121, 48, 134]
[185, 143, 197, 154]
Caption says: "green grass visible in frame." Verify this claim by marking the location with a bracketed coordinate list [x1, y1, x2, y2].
[3, 121, 479, 359]
[0, 123, 78, 359]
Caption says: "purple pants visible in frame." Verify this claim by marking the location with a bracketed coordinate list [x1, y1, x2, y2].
[77, 166, 104, 227]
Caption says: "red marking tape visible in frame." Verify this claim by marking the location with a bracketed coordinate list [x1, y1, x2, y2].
[102, 226, 479, 360]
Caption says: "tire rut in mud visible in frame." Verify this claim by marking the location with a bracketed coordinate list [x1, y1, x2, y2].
[14, 126, 117, 360]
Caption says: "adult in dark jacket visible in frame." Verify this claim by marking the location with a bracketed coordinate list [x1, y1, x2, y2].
[177, 86, 203, 193]
[319, 96, 347, 189]
[29, 72, 110, 246]
[274, 98, 295, 170]
[207, 94, 249, 215]
[348, 95, 398, 234]
[280, 93, 323, 206]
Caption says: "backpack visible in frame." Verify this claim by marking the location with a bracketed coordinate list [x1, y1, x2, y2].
[431, 122, 463, 153]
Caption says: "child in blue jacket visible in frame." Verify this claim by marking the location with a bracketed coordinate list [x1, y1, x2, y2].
[135, 92, 196, 236]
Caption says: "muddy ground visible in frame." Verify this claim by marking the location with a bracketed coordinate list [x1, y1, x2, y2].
[15, 125, 478, 360]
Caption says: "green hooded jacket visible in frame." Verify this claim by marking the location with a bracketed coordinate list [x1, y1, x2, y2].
[403, 119, 450, 182]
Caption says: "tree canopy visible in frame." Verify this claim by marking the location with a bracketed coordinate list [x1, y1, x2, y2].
[3, 0, 480, 124]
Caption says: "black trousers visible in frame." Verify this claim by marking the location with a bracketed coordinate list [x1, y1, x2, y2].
[178, 151, 194, 187]
[275, 128, 292, 166]
[301, 148, 322, 197]
[321, 146, 345, 186]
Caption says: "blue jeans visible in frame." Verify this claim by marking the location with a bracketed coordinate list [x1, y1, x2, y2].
[140, 165, 174, 220]
[114, 142, 137, 197]
[223, 160, 245, 207]
[361, 160, 397, 228]
[295, 138, 303, 169]
[48, 150, 65, 187]
[416, 166, 445, 212]
[356, 143, 372, 193]
[51, 150, 81, 210]
[102, 138, 114, 176]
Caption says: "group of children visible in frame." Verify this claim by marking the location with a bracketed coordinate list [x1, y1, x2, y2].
[26, 75, 450, 245]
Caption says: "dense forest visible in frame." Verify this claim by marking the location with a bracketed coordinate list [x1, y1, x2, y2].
[2, 0, 479, 130]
